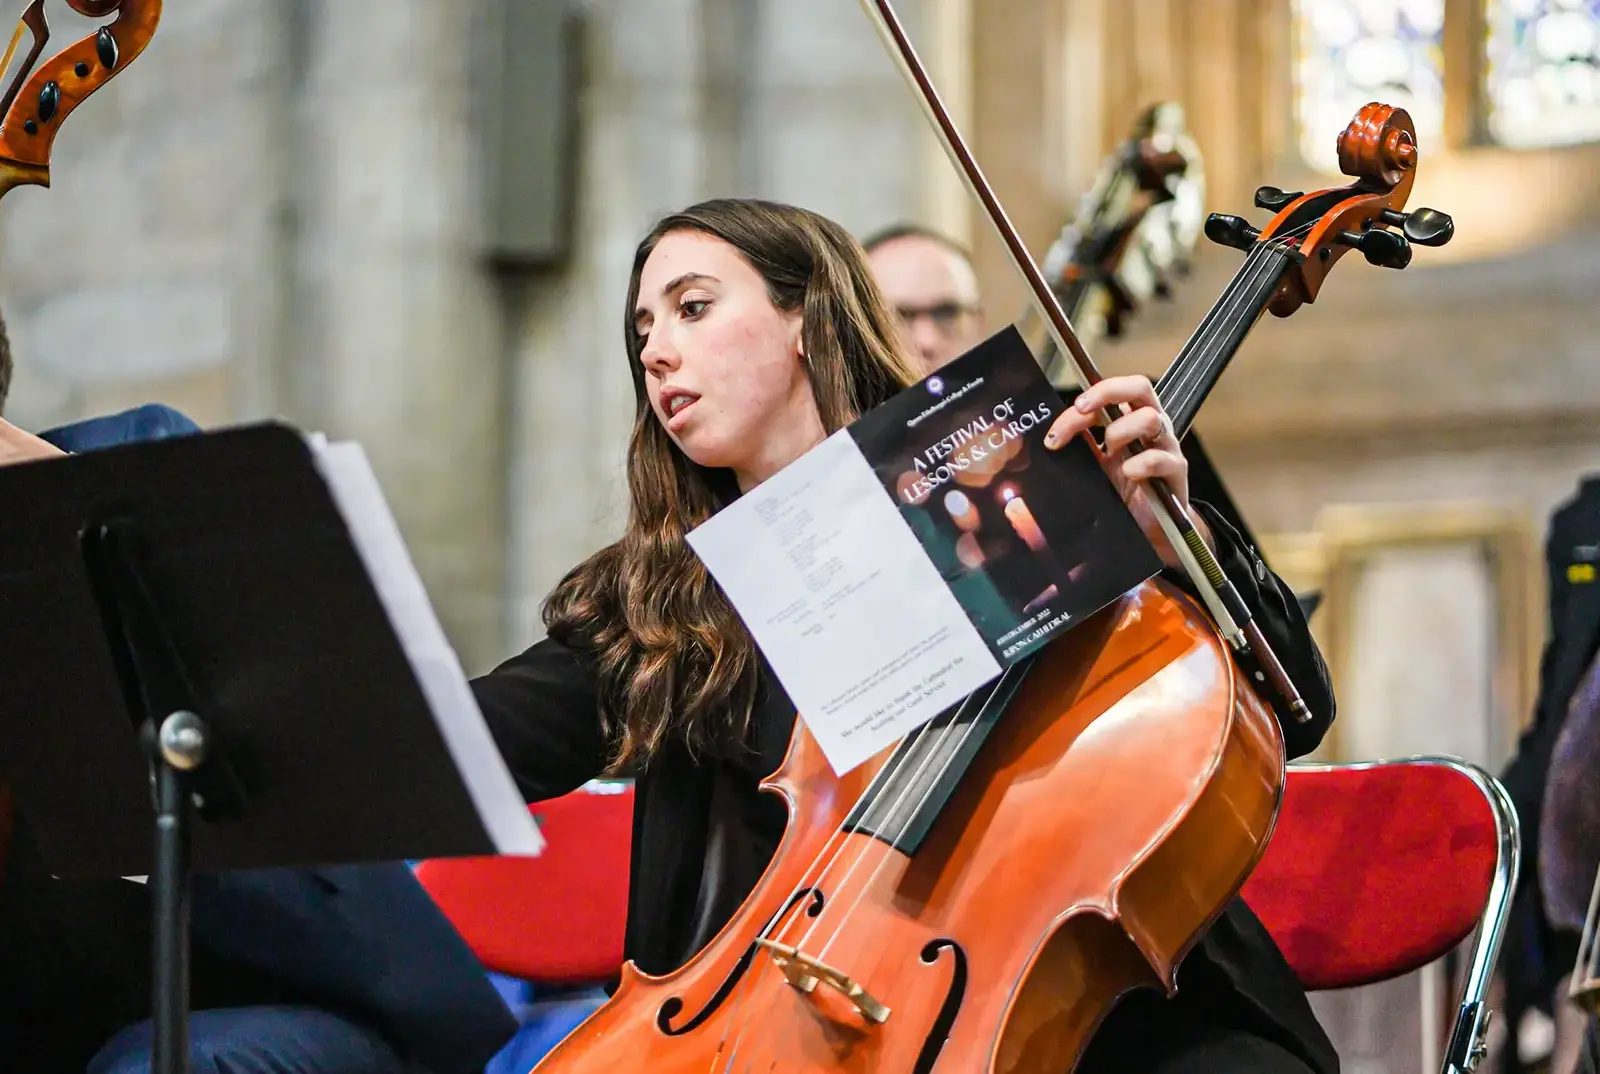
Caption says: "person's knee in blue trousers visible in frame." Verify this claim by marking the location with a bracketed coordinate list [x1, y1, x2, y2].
[87, 1006, 420, 1074]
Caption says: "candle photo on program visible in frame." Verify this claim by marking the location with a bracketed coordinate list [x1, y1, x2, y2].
[851, 324, 1161, 664]
[1000, 486, 1046, 551]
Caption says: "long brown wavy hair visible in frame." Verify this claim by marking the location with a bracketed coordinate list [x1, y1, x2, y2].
[544, 198, 919, 771]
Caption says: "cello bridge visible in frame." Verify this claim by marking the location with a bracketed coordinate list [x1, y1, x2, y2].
[754, 938, 891, 1024]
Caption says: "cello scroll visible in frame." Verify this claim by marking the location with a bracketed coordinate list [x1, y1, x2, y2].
[0, 0, 162, 197]
[1203, 102, 1454, 316]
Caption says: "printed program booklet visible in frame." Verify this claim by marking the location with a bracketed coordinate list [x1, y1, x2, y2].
[686, 325, 1162, 774]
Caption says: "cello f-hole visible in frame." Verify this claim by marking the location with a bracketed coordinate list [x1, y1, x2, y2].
[913, 938, 968, 1074]
[656, 886, 827, 1036]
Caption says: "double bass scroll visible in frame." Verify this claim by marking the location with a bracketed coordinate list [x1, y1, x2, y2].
[1031, 101, 1206, 385]
[0, 0, 162, 199]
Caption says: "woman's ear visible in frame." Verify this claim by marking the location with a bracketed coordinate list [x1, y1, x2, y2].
[787, 309, 807, 366]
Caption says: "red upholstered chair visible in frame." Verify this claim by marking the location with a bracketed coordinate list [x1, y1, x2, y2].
[413, 780, 634, 984]
[1242, 757, 1521, 1074]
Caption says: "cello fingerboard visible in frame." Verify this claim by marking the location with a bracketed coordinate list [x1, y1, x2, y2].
[843, 658, 1036, 854]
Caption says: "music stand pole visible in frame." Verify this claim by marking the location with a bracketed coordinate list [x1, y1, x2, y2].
[85, 520, 249, 1074]
[147, 710, 208, 1074]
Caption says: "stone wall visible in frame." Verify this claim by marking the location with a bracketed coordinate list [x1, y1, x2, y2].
[0, 0, 944, 673]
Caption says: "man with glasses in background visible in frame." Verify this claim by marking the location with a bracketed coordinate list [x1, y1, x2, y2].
[863, 223, 986, 376]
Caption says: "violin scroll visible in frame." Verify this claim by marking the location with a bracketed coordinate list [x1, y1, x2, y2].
[1204, 102, 1454, 317]
[0, 0, 162, 198]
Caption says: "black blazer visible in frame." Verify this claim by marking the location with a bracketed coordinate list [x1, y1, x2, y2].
[1502, 477, 1600, 983]
[470, 499, 1339, 1074]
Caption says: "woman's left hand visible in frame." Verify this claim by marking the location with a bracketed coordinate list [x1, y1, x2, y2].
[1042, 374, 1210, 571]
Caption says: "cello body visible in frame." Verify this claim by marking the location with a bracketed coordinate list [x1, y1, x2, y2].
[532, 579, 1284, 1073]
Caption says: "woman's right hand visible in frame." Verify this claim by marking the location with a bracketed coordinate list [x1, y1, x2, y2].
[0, 418, 66, 466]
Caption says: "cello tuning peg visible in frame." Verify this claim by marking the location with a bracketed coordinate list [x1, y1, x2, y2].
[1378, 207, 1454, 247]
[1204, 213, 1260, 253]
[1338, 227, 1412, 269]
[1253, 186, 1303, 212]
[1407, 207, 1454, 247]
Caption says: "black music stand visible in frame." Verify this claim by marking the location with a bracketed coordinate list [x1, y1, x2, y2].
[0, 422, 540, 1074]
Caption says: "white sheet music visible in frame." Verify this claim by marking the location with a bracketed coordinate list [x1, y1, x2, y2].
[308, 435, 545, 857]
[686, 430, 1001, 775]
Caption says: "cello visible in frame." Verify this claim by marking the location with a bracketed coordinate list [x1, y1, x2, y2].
[530, 2, 1455, 1069]
[0, 0, 163, 882]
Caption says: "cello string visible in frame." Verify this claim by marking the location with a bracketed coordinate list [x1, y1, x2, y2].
[785, 230, 1316, 991]
[1159, 246, 1288, 423]
[733, 235, 1302, 1034]
[777, 682, 993, 943]
[805, 228, 1320, 963]
[785, 227, 1308, 961]
[788, 666, 1027, 953]
[730, 215, 1344, 1074]
[715, 246, 1291, 1074]
[713, 670, 1036, 1070]
[708, 683, 996, 1062]
[787, 236, 1307, 959]
[1157, 227, 1311, 423]
[1156, 245, 1274, 417]
[749, 247, 1296, 1000]
[710, 714, 988, 1073]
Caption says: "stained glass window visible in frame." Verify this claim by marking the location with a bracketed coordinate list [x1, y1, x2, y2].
[1486, 0, 1600, 147]
[1294, 0, 1446, 171]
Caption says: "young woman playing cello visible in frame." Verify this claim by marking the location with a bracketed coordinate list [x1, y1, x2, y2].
[0, 194, 1338, 1072]
[471, 196, 1339, 1074]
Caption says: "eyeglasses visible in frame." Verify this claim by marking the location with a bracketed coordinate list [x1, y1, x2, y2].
[893, 302, 978, 335]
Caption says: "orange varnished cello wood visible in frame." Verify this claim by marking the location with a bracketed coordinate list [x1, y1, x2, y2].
[531, 580, 1283, 1072]
[1262, 103, 1425, 316]
[0, 0, 162, 195]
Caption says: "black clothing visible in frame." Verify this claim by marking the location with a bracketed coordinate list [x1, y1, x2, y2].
[0, 812, 291, 1073]
[1501, 477, 1600, 1009]
[1183, 431, 1263, 553]
[470, 499, 1339, 1073]
[1081, 980, 1314, 1073]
